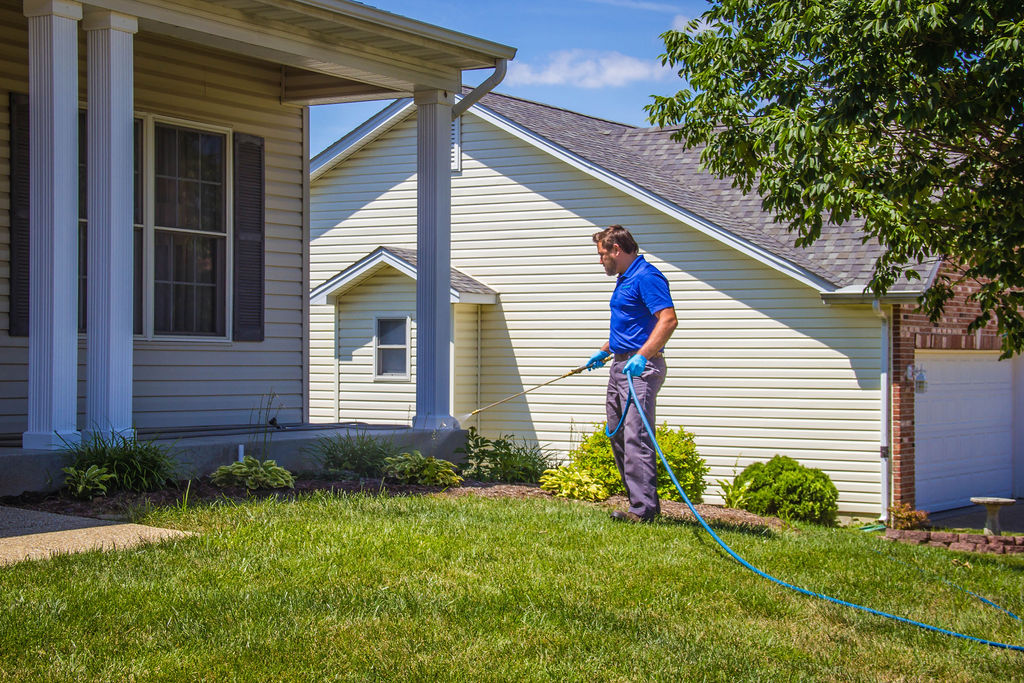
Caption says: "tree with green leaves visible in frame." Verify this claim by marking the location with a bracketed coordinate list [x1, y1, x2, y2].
[646, 0, 1024, 357]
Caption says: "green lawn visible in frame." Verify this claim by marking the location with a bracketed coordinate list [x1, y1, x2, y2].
[1, 492, 1022, 681]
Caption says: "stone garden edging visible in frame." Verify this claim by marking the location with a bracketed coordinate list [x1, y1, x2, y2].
[884, 528, 1024, 555]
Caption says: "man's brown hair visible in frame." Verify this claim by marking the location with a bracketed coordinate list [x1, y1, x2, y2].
[592, 224, 639, 255]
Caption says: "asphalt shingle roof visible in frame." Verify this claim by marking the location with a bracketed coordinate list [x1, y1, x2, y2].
[382, 247, 497, 297]
[473, 89, 903, 290]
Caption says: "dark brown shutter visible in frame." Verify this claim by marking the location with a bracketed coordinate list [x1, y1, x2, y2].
[9, 92, 29, 337]
[232, 132, 265, 341]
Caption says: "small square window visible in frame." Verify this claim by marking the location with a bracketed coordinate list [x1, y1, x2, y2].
[375, 317, 409, 379]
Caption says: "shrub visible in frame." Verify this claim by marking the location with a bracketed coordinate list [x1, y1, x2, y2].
[568, 422, 709, 503]
[210, 456, 294, 490]
[383, 451, 463, 487]
[539, 466, 610, 502]
[309, 431, 400, 478]
[62, 465, 116, 499]
[63, 432, 176, 492]
[734, 455, 838, 525]
[887, 502, 929, 530]
[456, 427, 553, 483]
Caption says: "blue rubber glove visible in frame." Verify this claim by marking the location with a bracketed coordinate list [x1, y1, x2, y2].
[586, 349, 611, 370]
[622, 353, 647, 377]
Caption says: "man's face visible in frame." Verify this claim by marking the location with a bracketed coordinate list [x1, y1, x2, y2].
[597, 242, 619, 276]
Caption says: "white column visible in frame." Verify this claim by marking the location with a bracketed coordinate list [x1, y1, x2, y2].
[22, 0, 82, 450]
[83, 10, 137, 439]
[412, 90, 457, 431]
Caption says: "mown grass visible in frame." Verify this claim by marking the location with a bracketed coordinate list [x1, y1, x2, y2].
[1, 493, 1022, 682]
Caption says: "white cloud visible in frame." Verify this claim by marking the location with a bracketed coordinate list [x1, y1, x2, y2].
[506, 50, 673, 88]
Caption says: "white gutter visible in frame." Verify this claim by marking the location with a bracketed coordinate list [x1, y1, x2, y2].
[873, 300, 892, 522]
[451, 59, 508, 120]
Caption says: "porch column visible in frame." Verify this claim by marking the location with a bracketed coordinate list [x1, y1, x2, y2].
[412, 89, 457, 431]
[83, 10, 137, 438]
[22, 0, 82, 450]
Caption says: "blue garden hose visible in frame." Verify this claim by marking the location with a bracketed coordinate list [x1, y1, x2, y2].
[610, 372, 1024, 653]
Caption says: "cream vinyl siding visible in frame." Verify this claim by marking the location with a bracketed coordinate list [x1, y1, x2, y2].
[310, 112, 884, 515]
[0, 4, 305, 432]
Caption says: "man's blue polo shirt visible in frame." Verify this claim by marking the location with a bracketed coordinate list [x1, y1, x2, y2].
[609, 255, 674, 354]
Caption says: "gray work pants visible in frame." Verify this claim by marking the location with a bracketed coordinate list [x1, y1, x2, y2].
[606, 355, 667, 520]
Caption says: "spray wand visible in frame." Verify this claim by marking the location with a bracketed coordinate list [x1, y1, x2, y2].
[462, 356, 609, 421]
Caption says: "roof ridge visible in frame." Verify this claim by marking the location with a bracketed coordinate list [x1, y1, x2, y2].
[472, 87, 638, 130]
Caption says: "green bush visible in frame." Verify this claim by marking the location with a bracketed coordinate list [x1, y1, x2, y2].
[456, 427, 553, 483]
[568, 422, 709, 503]
[210, 456, 294, 490]
[539, 466, 610, 502]
[734, 455, 838, 525]
[309, 431, 400, 478]
[62, 432, 176, 492]
[62, 465, 116, 499]
[383, 451, 463, 487]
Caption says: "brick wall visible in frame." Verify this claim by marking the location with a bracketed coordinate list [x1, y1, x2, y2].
[889, 262, 1002, 509]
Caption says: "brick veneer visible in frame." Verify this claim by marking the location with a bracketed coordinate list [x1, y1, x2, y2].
[888, 262, 1002, 510]
[884, 529, 1024, 555]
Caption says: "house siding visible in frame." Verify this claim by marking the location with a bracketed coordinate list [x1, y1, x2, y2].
[310, 111, 885, 515]
[0, 4, 305, 434]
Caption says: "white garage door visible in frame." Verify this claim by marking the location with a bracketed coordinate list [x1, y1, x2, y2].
[915, 351, 1014, 512]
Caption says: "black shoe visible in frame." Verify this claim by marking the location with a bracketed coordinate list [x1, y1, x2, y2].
[610, 510, 644, 523]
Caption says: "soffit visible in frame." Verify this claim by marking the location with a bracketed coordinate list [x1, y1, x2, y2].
[84, 0, 515, 97]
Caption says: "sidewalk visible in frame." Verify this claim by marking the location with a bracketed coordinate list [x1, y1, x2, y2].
[927, 499, 1024, 534]
[0, 506, 191, 566]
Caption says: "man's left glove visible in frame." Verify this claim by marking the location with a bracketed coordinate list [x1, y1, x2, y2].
[622, 353, 647, 377]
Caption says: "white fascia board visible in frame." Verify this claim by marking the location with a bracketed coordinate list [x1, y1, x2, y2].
[465, 101, 836, 293]
[311, 99, 414, 181]
[819, 287, 924, 305]
[310, 249, 489, 304]
[456, 292, 497, 305]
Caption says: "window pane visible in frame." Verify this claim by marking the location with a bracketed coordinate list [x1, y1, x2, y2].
[155, 123, 225, 233]
[178, 129, 201, 180]
[201, 182, 223, 232]
[154, 230, 224, 336]
[177, 179, 201, 230]
[378, 319, 406, 346]
[155, 177, 176, 227]
[154, 282, 172, 332]
[134, 119, 143, 226]
[155, 125, 176, 177]
[201, 134, 223, 182]
[134, 228, 143, 335]
[378, 348, 406, 375]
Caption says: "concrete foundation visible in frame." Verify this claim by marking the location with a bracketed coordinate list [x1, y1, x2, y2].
[0, 424, 468, 497]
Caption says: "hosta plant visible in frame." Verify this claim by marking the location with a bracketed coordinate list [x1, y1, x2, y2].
[210, 456, 295, 490]
[539, 466, 610, 502]
[62, 465, 116, 500]
[383, 451, 463, 487]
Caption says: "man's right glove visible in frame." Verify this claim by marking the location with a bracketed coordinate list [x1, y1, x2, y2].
[586, 349, 611, 371]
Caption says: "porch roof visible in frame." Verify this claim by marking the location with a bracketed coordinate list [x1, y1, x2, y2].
[83, 0, 517, 103]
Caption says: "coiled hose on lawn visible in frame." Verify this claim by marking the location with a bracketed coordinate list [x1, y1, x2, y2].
[610, 372, 1023, 653]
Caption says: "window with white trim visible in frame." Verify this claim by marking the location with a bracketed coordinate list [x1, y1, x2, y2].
[375, 317, 410, 379]
[76, 115, 232, 339]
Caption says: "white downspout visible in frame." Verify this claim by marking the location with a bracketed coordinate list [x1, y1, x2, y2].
[873, 300, 891, 522]
[451, 59, 508, 120]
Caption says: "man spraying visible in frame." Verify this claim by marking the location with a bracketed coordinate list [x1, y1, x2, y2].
[586, 225, 678, 523]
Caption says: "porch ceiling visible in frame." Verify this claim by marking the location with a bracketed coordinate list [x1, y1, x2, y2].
[82, 0, 516, 103]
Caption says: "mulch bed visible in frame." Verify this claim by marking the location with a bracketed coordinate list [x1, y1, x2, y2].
[2, 478, 785, 531]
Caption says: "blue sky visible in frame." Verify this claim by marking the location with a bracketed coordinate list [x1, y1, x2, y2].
[309, 0, 710, 156]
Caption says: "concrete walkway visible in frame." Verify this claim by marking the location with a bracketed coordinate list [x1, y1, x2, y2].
[928, 498, 1024, 534]
[0, 506, 191, 567]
